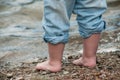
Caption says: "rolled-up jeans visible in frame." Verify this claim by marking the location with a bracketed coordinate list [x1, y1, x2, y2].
[42, 0, 107, 44]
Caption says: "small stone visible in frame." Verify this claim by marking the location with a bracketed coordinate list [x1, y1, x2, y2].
[32, 58, 39, 63]
[0, 72, 7, 79]
[63, 71, 69, 75]
[117, 53, 120, 58]
[94, 72, 101, 76]
[41, 71, 47, 75]
[22, 58, 39, 64]
[95, 76, 101, 80]
[16, 76, 24, 80]
[7, 73, 13, 78]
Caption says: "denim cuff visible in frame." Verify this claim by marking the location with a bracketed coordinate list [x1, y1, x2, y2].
[79, 20, 106, 39]
[43, 33, 69, 44]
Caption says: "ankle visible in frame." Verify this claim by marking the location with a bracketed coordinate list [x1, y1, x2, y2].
[82, 55, 96, 60]
[82, 57, 96, 67]
[82, 56, 96, 62]
[48, 60, 62, 66]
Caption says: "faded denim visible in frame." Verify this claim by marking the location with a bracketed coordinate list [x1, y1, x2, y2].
[42, 0, 107, 44]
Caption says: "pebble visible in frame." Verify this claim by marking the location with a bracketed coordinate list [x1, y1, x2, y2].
[0, 72, 7, 79]
[22, 58, 39, 64]
[41, 71, 48, 75]
[16, 76, 24, 80]
[7, 73, 13, 78]
[63, 71, 69, 75]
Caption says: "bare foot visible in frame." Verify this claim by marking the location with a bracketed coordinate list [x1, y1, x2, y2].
[35, 60, 62, 72]
[72, 57, 96, 68]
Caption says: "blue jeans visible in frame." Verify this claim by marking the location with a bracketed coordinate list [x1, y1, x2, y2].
[42, 0, 107, 44]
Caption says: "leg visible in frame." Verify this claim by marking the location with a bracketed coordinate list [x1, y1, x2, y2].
[36, 0, 75, 72]
[73, 34, 100, 68]
[72, 0, 107, 67]
[36, 43, 65, 72]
